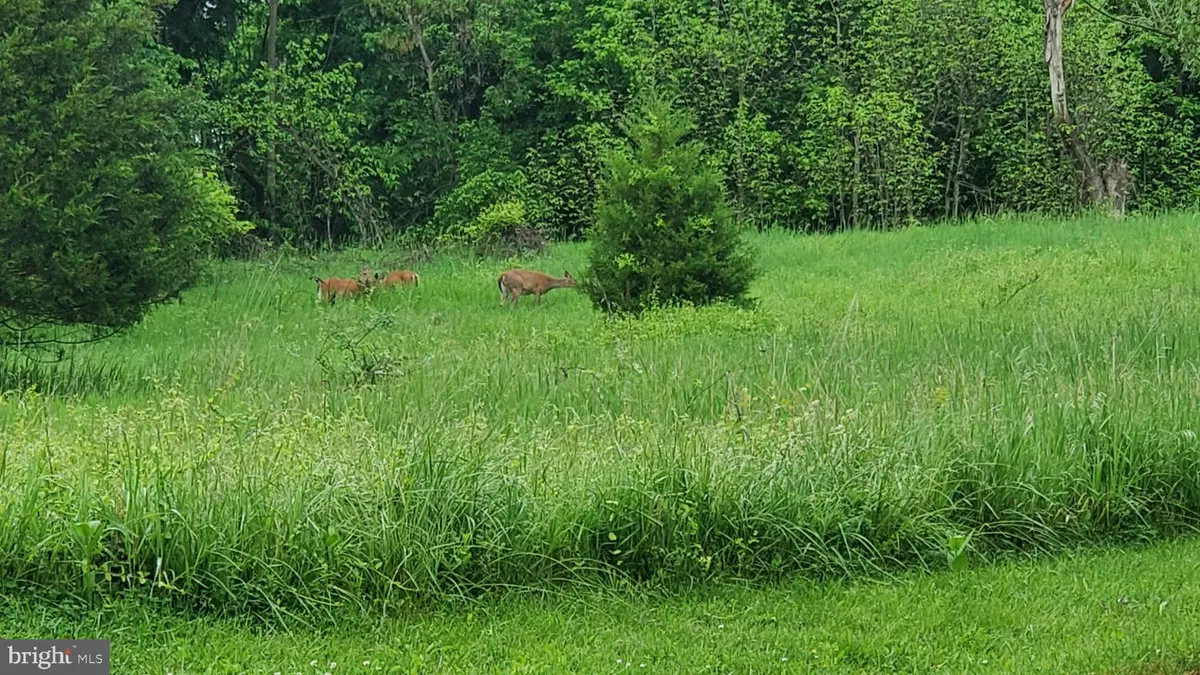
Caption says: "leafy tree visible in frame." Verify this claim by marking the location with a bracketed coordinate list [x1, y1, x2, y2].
[107, 0, 1200, 241]
[585, 96, 756, 313]
[207, 28, 374, 245]
[0, 0, 244, 345]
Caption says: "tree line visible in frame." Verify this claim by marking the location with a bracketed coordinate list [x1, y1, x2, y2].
[166, 0, 1200, 245]
[2, 0, 1199, 340]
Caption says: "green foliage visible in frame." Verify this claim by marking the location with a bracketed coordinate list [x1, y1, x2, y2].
[5, 216, 1200, 615]
[142, 0, 1200, 242]
[11, 538, 1200, 671]
[206, 26, 377, 245]
[430, 167, 548, 255]
[585, 97, 756, 313]
[716, 101, 794, 230]
[0, 0, 244, 340]
[945, 532, 972, 573]
[431, 169, 526, 237]
[525, 122, 622, 239]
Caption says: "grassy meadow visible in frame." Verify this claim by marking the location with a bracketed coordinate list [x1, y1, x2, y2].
[4, 213, 1200, 618]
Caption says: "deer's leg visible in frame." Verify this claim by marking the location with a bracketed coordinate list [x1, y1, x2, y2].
[510, 290, 521, 309]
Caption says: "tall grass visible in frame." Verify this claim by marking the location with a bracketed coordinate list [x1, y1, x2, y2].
[3, 213, 1200, 618]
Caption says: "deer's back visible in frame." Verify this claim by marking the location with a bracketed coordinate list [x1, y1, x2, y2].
[500, 269, 551, 290]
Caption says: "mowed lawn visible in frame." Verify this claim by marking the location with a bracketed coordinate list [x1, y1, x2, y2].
[3, 537, 1200, 673]
[3, 213, 1200, 617]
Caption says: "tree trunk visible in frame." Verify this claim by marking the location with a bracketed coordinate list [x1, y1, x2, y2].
[265, 0, 279, 221]
[1043, 0, 1130, 215]
[404, 3, 442, 123]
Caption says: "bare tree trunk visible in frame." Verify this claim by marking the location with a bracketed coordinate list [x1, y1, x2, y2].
[1043, 0, 1130, 215]
[1044, 0, 1072, 124]
[266, 0, 279, 222]
[404, 3, 442, 123]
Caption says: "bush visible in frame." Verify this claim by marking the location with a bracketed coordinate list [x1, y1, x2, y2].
[585, 96, 756, 313]
[0, 0, 244, 343]
[467, 200, 547, 256]
[433, 170, 548, 256]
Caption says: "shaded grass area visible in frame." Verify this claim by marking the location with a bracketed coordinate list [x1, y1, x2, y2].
[3, 213, 1200, 616]
[4, 538, 1200, 673]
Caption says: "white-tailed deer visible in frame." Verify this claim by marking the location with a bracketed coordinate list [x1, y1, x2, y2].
[498, 269, 576, 309]
[373, 269, 420, 288]
[312, 275, 367, 305]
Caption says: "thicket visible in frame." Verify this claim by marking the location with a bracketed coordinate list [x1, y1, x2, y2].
[155, 0, 1200, 247]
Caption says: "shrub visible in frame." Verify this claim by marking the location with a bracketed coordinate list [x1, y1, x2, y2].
[585, 96, 756, 313]
[432, 169, 548, 256]
[0, 0, 244, 344]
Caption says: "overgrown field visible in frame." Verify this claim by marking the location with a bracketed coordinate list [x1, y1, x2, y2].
[4, 214, 1200, 618]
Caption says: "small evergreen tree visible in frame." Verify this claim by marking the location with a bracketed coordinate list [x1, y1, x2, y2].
[0, 0, 243, 345]
[584, 96, 756, 313]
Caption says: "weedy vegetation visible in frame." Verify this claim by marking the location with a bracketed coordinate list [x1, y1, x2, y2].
[3, 214, 1200, 620]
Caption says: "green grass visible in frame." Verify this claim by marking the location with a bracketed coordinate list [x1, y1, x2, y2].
[4, 212, 1200, 616]
[5, 537, 1200, 673]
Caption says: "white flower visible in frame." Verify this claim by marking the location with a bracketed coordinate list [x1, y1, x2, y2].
[363, 661, 370, 667]
[310, 661, 318, 667]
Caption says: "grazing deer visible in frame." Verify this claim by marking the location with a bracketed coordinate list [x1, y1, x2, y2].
[312, 275, 367, 305]
[498, 269, 576, 309]
[373, 269, 420, 288]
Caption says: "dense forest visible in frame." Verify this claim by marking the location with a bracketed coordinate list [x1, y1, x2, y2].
[7, 0, 1200, 252]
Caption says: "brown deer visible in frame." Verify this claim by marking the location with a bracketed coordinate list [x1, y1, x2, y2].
[498, 269, 576, 309]
[373, 269, 420, 288]
[312, 275, 367, 305]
